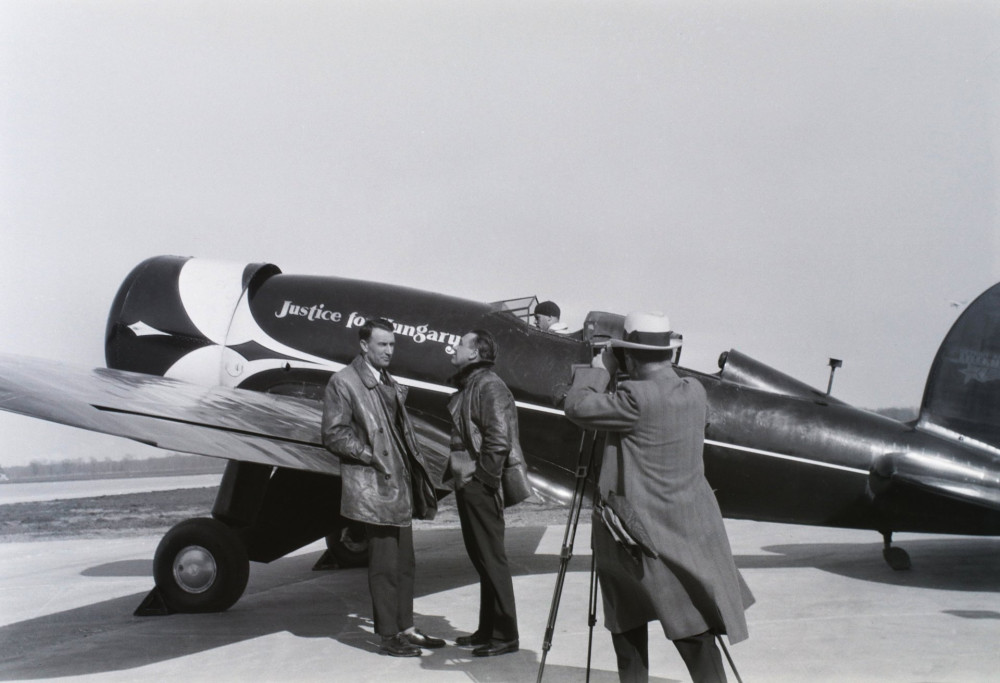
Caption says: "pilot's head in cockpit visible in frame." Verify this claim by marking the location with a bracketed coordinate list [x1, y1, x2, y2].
[533, 300, 562, 332]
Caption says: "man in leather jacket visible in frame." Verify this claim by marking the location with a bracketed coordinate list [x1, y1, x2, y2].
[322, 317, 443, 657]
[446, 328, 521, 657]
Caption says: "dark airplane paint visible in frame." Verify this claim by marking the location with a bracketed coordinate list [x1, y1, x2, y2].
[103, 255, 1000, 552]
[699, 374, 1000, 534]
[922, 282, 1000, 448]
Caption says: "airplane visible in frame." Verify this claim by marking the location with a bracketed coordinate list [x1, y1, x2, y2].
[0, 254, 998, 616]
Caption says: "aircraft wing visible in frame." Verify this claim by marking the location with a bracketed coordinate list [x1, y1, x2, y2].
[0, 353, 336, 474]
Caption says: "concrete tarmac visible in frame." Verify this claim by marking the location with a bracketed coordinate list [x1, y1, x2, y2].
[2, 518, 1000, 682]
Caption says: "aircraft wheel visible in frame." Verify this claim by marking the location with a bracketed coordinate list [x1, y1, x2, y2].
[883, 546, 911, 571]
[153, 517, 249, 612]
[325, 518, 369, 568]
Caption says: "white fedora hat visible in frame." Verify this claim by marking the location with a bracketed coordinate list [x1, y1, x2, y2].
[609, 311, 682, 350]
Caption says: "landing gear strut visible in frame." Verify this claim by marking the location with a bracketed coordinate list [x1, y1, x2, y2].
[881, 531, 911, 570]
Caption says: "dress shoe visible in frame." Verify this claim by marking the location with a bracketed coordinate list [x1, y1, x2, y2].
[472, 638, 519, 657]
[379, 634, 421, 657]
[403, 628, 446, 649]
[455, 632, 490, 647]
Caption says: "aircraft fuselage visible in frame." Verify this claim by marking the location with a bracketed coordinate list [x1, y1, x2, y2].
[105, 256, 1000, 545]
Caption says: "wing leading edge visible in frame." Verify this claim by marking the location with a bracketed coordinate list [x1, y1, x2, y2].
[0, 353, 337, 475]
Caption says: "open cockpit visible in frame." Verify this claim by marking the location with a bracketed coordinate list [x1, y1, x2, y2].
[490, 295, 627, 346]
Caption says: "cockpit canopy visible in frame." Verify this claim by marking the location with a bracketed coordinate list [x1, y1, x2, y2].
[490, 296, 625, 345]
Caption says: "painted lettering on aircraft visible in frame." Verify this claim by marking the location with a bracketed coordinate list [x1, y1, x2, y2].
[271, 303, 462, 354]
[955, 348, 1000, 384]
[274, 301, 343, 323]
[345, 311, 463, 353]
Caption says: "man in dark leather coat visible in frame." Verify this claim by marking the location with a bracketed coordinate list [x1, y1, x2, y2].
[446, 328, 521, 657]
[322, 317, 443, 657]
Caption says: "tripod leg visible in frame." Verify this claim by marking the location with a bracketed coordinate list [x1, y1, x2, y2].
[716, 635, 743, 683]
[536, 432, 599, 683]
[586, 546, 598, 683]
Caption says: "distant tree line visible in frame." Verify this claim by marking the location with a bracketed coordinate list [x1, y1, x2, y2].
[871, 406, 919, 422]
[1, 453, 227, 483]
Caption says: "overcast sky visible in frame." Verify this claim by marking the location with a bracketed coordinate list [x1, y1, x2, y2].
[1, 1, 998, 467]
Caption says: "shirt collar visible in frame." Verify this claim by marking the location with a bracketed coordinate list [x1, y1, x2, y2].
[364, 359, 387, 383]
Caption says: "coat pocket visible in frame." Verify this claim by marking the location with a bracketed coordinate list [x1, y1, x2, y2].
[448, 450, 476, 489]
[501, 458, 531, 506]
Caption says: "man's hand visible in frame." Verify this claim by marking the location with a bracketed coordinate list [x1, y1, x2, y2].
[592, 347, 619, 376]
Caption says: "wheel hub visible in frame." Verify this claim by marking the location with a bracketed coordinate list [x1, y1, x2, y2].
[340, 526, 368, 554]
[172, 545, 217, 594]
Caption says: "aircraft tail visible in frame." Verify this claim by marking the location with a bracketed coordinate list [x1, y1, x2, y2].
[918, 281, 1000, 451]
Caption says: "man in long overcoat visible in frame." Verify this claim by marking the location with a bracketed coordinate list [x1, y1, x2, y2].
[561, 312, 753, 683]
[322, 316, 443, 657]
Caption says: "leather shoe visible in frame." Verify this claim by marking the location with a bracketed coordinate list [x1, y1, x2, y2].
[403, 629, 445, 649]
[380, 634, 421, 657]
[455, 632, 490, 647]
[472, 638, 519, 657]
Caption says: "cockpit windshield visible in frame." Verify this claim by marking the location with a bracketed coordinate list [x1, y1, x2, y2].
[490, 296, 538, 325]
[490, 295, 627, 346]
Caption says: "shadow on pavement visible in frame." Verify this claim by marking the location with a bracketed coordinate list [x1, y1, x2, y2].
[742, 535, 1000, 591]
[0, 526, 631, 681]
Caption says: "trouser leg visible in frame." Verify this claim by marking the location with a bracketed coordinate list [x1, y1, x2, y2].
[674, 631, 727, 683]
[366, 524, 414, 637]
[396, 525, 415, 632]
[456, 480, 518, 641]
[457, 487, 492, 636]
[610, 625, 649, 683]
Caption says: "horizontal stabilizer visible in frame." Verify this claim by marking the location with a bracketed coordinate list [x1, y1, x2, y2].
[0, 353, 337, 475]
[871, 451, 1000, 513]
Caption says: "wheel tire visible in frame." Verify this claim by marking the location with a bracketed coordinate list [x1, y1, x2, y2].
[883, 546, 912, 571]
[324, 517, 369, 568]
[153, 517, 249, 613]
